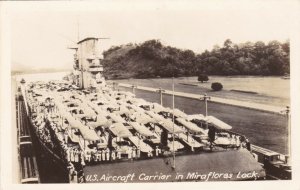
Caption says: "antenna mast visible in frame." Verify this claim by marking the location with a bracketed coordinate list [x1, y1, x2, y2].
[172, 77, 176, 170]
[77, 16, 80, 41]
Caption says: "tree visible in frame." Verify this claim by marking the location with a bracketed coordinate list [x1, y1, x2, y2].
[224, 39, 233, 49]
[102, 39, 290, 79]
[198, 74, 209, 83]
[211, 82, 223, 91]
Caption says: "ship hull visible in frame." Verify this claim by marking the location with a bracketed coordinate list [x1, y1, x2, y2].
[26, 107, 70, 183]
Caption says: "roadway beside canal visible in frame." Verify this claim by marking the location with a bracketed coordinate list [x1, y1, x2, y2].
[117, 83, 285, 114]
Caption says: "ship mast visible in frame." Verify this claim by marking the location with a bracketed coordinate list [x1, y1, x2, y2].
[156, 87, 165, 106]
[77, 17, 84, 89]
[172, 77, 176, 170]
[201, 93, 211, 117]
[281, 106, 291, 163]
[287, 106, 291, 163]
[200, 93, 211, 129]
[77, 16, 80, 42]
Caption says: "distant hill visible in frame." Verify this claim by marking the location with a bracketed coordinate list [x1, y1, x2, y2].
[11, 68, 71, 76]
[11, 61, 72, 76]
[102, 39, 290, 79]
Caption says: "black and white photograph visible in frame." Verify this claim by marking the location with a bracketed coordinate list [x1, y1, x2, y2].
[0, 0, 300, 189]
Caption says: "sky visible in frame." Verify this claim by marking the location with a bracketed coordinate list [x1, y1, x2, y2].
[6, 0, 298, 71]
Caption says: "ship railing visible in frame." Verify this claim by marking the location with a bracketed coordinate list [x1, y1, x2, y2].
[223, 130, 287, 163]
[20, 141, 33, 145]
[21, 177, 39, 184]
[177, 133, 204, 148]
[20, 135, 31, 138]
[20, 149, 39, 183]
[251, 144, 287, 162]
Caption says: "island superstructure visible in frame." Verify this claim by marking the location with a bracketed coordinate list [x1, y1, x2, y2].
[69, 37, 106, 89]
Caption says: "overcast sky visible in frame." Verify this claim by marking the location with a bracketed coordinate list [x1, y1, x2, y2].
[8, 0, 297, 71]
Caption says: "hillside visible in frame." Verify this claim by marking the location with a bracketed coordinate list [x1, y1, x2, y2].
[102, 39, 290, 79]
[11, 68, 71, 76]
[11, 61, 72, 76]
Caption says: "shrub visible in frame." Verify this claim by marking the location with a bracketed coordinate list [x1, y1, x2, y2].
[211, 82, 223, 91]
[198, 74, 209, 83]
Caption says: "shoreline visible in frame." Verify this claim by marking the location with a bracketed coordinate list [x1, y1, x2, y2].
[107, 74, 289, 81]
[117, 83, 285, 115]
[110, 76, 290, 108]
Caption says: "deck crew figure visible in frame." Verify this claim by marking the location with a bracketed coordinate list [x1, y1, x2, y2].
[74, 149, 79, 163]
[231, 134, 236, 146]
[246, 138, 251, 152]
[68, 163, 75, 181]
[155, 146, 162, 156]
[111, 150, 116, 161]
[72, 170, 78, 183]
[102, 150, 106, 161]
[128, 148, 132, 159]
[137, 147, 141, 158]
[191, 138, 195, 152]
[70, 148, 75, 162]
[66, 147, 71, 162]
[85, 150, 91, 162]
[97, 149, 102, 162]
[81, 151, 86, 166]
[64, 131, 69, 144]
[117, 151, 121, 160]
[92, 147, 97, 162]
[97, 150, 104, 162]
[132, 147, 136, 159]
[236, 136, 241, 148]
[106, 148, 110, 161]
[158, 146, 162, 155]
